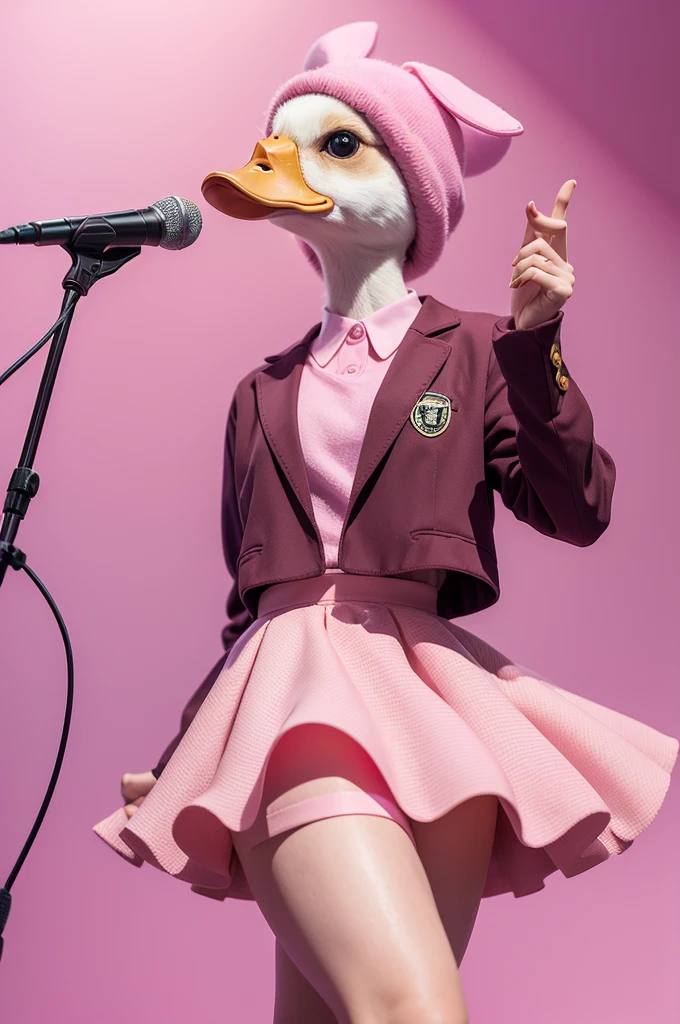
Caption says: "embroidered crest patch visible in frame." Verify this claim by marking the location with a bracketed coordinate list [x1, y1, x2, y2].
[409, 392, 452, 437]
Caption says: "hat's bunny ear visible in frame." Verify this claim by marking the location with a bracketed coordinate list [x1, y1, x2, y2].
[303, 21, 379, 71]
[402, 61, 523, 177]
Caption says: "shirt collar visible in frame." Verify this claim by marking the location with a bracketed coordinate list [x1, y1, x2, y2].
[310, 289, 423, 367]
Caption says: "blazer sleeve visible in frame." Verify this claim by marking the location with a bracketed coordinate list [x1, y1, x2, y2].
[150, 391, 252, 779]
[484, 309, 616, 546]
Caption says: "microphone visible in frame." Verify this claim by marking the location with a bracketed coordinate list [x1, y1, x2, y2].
[0, 196, 202, 250]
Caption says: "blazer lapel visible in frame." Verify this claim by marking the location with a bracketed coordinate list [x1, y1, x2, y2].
[345, 296, 460, 517]
[255, 323, 321, 530]
[254, 295, 461, 541]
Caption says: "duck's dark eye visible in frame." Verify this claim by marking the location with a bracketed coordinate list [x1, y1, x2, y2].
[324, 131, 359, 159]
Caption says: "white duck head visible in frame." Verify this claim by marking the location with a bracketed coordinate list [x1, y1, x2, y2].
[202, 22, 523, 319]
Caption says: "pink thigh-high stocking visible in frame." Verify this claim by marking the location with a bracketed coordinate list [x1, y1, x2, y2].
[234, 723, 416, 854]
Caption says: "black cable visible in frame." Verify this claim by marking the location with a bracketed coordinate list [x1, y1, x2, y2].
[0, 244, 144, 964]
[0, 310, 71, 387]
[0, 558, 73, 962]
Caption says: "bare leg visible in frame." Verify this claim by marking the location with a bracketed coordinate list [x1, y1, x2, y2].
[409, 796, 499, 966]
[232, 726, 470, 1024]
[273, 936, 339, 1024]
[268, 799, 499, 1021]
[234, 814, 468, 1024]
[268, 796, 499, 1022]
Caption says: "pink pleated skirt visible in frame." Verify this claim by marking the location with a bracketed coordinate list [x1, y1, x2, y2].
[92, 573, 679, 902]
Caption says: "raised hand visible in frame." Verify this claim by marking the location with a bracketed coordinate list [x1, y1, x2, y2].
[120, 769, 157, 819]
[509, 180, 576, 330]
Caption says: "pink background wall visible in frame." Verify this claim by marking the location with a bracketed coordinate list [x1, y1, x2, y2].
[1, 1, 677, 1020]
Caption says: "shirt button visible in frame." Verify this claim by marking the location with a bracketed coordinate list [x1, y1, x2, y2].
[346, 365, 357, 373]
[348, 324, 365, 341]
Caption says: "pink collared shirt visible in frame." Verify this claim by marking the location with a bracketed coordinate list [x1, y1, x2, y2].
[297, 288, 446, 588]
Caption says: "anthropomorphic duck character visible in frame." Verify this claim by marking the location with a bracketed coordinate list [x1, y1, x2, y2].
[96, 23, 678, 1024]
[202, 20, 572, 330]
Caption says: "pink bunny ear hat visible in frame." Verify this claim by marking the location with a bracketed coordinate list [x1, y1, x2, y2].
[264, 21, 524, 281]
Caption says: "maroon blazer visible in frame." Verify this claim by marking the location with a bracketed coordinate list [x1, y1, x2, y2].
[151, 294, 615, 777]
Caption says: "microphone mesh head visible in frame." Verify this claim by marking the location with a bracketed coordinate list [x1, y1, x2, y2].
[152, 196, 203, 249]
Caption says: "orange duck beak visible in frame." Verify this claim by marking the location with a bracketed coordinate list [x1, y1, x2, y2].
[201, 134, 334, 220]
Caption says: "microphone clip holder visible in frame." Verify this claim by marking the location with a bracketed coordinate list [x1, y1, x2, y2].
[60, 237, 142, 296]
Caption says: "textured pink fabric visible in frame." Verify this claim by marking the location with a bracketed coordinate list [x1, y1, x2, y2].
[298, 286, 444, 587]
[92, 573, 679, 903]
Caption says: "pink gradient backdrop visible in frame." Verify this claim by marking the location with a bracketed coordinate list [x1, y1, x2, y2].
[0, 1, 677, 1020]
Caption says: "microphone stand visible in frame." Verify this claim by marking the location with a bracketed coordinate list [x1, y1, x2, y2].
[0, 235, 142, 962]
[0, 238, 143, 586]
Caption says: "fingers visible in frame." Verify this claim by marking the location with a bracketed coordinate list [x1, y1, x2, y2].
[123, 797, 145, 819]
[121, 770, 157, 802]
[519, 202, 564, 250]
[528, 204, 568, 234]
[525, 203, 567, 258]
[523, 180, 575, 260]
[512, 235, 572, 270]
[510, 240, 573, 299]
[509, 264, 574, 302]
[121, 770, 157, 820]
[530, 180, 575, 230]
[510, 250, 574, 290]
[551, 179, 577, 220]
[510, 254, 561, 287]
